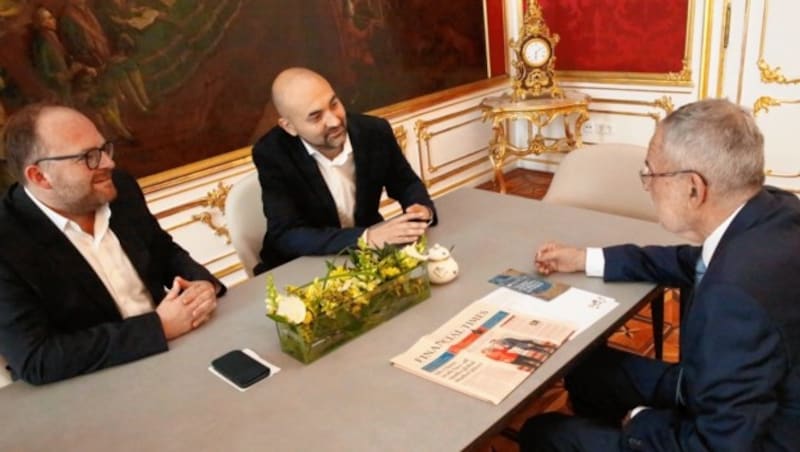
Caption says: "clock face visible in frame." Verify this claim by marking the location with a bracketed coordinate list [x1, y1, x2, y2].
[522, 38, 551, 67]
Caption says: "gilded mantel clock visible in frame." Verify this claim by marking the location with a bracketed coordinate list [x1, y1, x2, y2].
[510, 0, 561, 100]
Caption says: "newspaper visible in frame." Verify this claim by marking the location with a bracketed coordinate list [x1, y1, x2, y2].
[390, 297, 575, 405]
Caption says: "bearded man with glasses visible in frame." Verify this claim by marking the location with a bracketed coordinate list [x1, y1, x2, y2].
[0, 104, 225, 385]
[521, 99, 800, 451]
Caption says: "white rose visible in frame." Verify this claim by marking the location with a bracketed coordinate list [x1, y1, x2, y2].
[276, 294, 306, 324]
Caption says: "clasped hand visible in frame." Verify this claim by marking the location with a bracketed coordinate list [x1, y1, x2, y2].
[367, 203, 431, 247]
[156, 277, 218, 340]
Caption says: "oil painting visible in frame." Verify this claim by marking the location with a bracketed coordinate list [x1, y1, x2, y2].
[0, 0, 489, 178]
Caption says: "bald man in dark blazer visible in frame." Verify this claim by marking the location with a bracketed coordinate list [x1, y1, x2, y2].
[252, 68, 436, 273]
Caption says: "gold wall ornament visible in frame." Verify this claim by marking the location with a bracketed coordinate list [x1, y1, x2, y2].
[753, 96, 781, 115]
[191, 211, 231, 244]
[200, 181, 232, 213]
[509, 0, 561, 100]
[653, 96, 675, 115]
[757, 59, 800, 85]
[751, 96, 800, 116]
[666, 59, 692, 82]
[393, 125, 408, 155]
[765, 169, 800, 178]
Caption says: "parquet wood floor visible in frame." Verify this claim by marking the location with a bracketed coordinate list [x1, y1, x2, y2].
[472, 169, 681, 451]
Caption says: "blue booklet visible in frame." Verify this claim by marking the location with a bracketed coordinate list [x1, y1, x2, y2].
[488, 269, 570, 301]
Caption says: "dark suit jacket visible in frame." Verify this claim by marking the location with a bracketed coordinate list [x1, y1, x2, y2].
[252, 113, 436, 273]
[0, 170, 225, 385]
[603, 187, 800, 451]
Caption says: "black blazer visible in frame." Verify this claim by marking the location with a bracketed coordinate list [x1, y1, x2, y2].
[604, 187, 800, 450]
[252, 113, 436, 273]
[0, 170, 224, 385]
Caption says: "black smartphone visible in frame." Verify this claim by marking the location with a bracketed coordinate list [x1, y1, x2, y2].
[211, 350, 270, 389]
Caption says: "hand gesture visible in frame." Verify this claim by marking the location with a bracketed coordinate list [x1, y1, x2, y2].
[534, 242, 586, 275]
[367, 210, 429, 247]
[405, 203, 432, 222]
[156, 277, 218, 340]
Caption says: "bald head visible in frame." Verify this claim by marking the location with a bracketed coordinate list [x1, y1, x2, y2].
[271, 67, 333, 117]
[271, 67, 348, 154]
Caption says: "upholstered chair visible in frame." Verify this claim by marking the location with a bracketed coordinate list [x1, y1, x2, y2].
[225, 172, 267, 278]
[542, 143, 657, 222]
[542, 143, 669, 359]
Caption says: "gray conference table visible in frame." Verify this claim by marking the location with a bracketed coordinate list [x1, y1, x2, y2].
[0, 188, 682, 451]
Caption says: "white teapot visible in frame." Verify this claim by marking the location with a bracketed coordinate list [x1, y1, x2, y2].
[426, 244, 459, 284]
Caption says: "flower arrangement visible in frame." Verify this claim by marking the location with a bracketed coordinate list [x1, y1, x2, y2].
[265, 238, 431, 363]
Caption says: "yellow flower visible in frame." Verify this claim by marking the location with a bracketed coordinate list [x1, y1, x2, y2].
[380, 266, 401, 278]
[265, 238, 430, 328]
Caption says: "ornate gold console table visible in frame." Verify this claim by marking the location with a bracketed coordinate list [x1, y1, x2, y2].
[480, 92, 590, 193]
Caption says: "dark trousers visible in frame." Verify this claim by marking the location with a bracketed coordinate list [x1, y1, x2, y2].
[520, 346, 679, 451]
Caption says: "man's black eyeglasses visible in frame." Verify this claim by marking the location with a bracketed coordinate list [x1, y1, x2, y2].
[34, 141, 114, 170]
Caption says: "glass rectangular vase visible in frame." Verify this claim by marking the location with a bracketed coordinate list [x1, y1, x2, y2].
[275, 264, 430, 364]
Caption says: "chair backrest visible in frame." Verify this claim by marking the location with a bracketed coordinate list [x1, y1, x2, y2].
[542, 143, 657, 222]
[226, 172, 267, 278]
[0, 355, 12, 388]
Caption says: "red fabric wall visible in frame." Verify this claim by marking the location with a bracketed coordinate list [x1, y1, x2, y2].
[486, 0, 507, 76]
[538, 0, 689, 73]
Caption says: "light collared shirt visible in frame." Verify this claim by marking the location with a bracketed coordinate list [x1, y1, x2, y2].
[585, 203, 746, 277]
[302, 135, 357, 228]
[24, 187, 154, 318]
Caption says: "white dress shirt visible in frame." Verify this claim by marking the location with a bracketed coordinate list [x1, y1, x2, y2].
[25, 188, 154, 318]
[302, 136, 357, 228]
[585, 203, 745, 276]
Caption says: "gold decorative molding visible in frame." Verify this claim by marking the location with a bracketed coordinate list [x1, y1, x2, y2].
[653, 96, 675, 115]
[200, 181, 232, 212]
[415, 106, 486, 176]
[592, 96, 674, 117]
[752, 96, 800, 116]
[213, 262, 243, 280]
[203, 250, 238, 268]
[588, 109, 660, 124]
[765, 169, 800, 178]
[698, 0, 715, 99]
[393, 125, 408, 155]
[138, 148, 251, 194]
[666, 59, 692, 82]
[157, 180, 234, 241]
[429, 167, 497, 199]
[735, 0, 753, 104]
[147, 167, 252, 204]
[716, 0, 732, 98]
[426, 152, 488, 186]
[757, 59, 800, 85]
[191, 212, 231, 244]
[756, 0, 800, 87]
